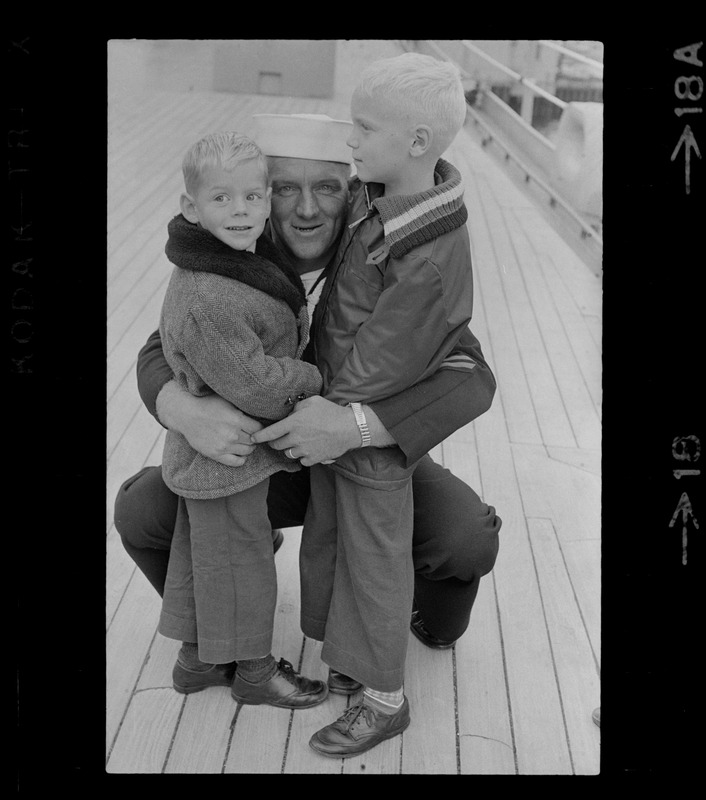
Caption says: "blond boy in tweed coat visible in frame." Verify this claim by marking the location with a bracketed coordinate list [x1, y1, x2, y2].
[156, 132, 328, 710]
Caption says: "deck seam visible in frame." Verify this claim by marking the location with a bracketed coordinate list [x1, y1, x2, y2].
[491, 570, 518, 774]
[481, 174, 579, 449]
[504, 205, 589, 449]
[452, 647, 461, 774]
[106, 624, 160, 766]
[222, 703, 244, 773]
[161, 694, 188, 773]
[511, 207, 602, 422]
[471, 169, 548, 446]
[534, 516, 601, 675]
[280, 638, 308, 774]
[499, 403, 578, 772]
[107, 271, 171, 362]
[106, 554, 136, 633]
[524, 516, 577, 773]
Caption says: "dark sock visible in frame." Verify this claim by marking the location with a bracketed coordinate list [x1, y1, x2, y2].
[236, 654, 278, 683]
[177, 642, 213, 672]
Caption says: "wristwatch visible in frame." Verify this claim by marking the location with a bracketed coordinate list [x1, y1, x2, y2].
[348, 402, 371, 447]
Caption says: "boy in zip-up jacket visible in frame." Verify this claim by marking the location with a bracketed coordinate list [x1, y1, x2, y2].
[300, 53, 490, 758]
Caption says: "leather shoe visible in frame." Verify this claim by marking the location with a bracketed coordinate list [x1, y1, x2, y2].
[327, 669, 363, 696]
[410, 609, 457, 650]
[309, 698, 411, 758]
[173, 659, 237, 694]
[231, 658, 328, 709]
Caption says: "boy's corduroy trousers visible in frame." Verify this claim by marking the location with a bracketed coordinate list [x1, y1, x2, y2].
[300, 447, 417, 692]
[158, 478, 277, 664]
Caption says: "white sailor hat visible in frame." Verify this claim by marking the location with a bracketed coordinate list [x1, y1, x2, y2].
[253, 113, 353, 164]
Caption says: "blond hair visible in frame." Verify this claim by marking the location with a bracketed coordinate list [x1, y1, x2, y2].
[355, 53, 467, 154]
[182, 131, 267, 195]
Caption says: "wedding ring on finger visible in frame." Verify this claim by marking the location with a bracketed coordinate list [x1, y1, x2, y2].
[285, 448, 296, 460]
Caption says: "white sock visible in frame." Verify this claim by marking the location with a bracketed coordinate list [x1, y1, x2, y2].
[363, 687, 404, 712]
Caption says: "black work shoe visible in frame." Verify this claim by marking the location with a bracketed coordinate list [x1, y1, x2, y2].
[173, 659, 237, 694]
[272, 529, 284, 553]
[231, 658, 328, 709]
[410, 609, 457, 650]
[309, 698, 411, 758]
[327, 669, 363, 696]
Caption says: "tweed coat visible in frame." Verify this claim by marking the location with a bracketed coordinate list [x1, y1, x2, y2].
[159, 216, 322, 499]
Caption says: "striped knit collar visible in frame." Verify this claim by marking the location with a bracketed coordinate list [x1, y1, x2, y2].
[366, 158, 468, 258]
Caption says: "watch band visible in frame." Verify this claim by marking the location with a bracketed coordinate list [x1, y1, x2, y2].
[348, 402, 371, 447]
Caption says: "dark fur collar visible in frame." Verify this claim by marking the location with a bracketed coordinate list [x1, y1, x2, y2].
[165, 214, 306, 316]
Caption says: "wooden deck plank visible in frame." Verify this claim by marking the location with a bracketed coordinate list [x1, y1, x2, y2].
[400, 638, 458, 774]
[137, 627, 178, 688]
[108, 90, 161, 140]
[225, 704, 291, 774]
[106, 406, 163, 528]
[513, 207, 602, 319]
[108, 93, 231, 184]
[503, 205, 601, 451]
[527, 518, 600, 774]
[106, 372, 148, 458]
[512, 443, 601, 546]
[546, 445, 601, 477]
[108, 213, 175, 315]
[511, 206, 602, 419]
[107, 424, 165, 503]
[108, 88, 182, 136]
[559, 539, 602, 666]
[440, 439, 516, 774]
[108, 91, 204, 172]
[109, 168, 178, 258]
[136, 610, 236, 774]
[456, 147, 557, 450]
[583, 314, 602, 353]
[453, 152, 544, 446]
[511, 443, 601, 660]
[107, 247, 168, 356]
[476, 173, 577, 449]
[106, 432, 166, 618]
[456, 579, 516, 774]
[166, 692, 238, 774]
[107, 251, 170, 354]
[106, 689, 183, 773]
[106, 529, 137, 628]
[106, 571, 161, 751]
[108, 193, 177, 287]
[473, 401, 573, 774]
[435, 174, 591, 775]
[106, 284, 167, 398]
[506, 206, 600, 447]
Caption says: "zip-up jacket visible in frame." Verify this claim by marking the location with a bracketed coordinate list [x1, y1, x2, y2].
[313, 158, 482, 406]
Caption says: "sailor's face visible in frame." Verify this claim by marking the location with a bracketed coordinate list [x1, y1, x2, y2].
[267, 157, 350, 269]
